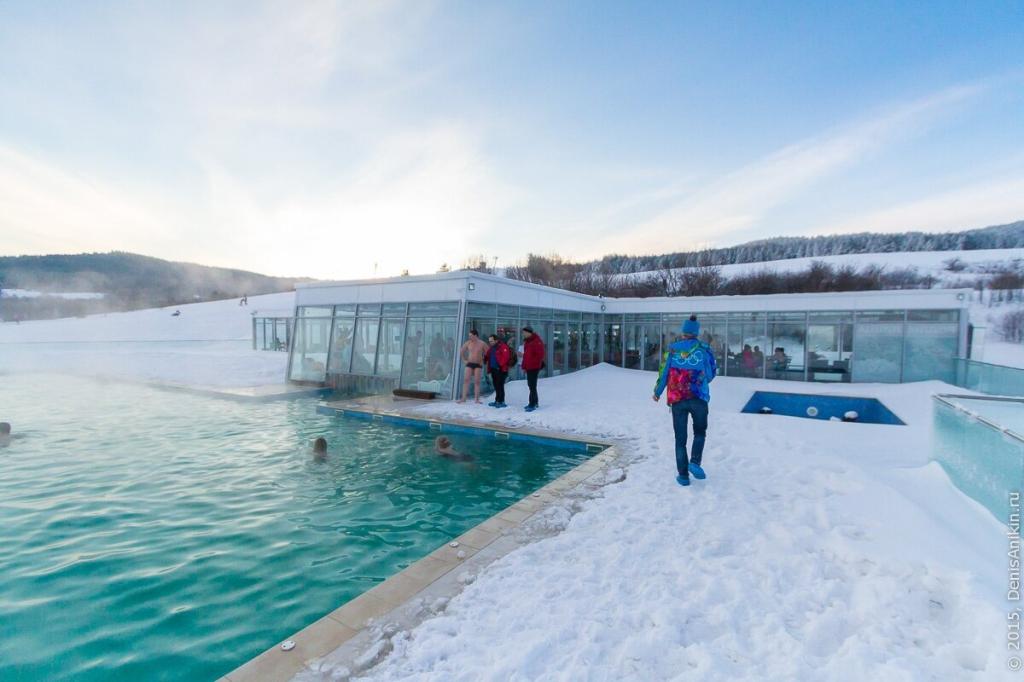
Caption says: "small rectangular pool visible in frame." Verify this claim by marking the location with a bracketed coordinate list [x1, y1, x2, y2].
[0, 374, 597, 681]
[741, 391, 905, 425]
[933, 394, 1024, 522]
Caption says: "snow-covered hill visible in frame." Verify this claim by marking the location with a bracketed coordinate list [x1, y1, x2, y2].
[0, 291, 294, 343]
[621, 248, 1024, 285]
[0, 292, 295, 387]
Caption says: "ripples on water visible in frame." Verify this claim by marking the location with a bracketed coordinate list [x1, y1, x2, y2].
[0, 374, 589, 681]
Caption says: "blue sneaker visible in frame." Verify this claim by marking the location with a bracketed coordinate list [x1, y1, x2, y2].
[487, 401, 498, 407]
[688, 463, 706, 480]
[676, 475, 690, 487]
[525, 405, 537, 412]
[496, 402, 508, 408]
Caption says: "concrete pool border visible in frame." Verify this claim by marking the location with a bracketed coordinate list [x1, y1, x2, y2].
[223, 398, 619, 682]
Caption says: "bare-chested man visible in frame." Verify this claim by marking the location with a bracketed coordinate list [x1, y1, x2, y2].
[457, 329, 489, 403]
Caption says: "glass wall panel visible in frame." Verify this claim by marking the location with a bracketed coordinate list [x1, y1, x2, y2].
[327, 316, 355, 373]
[807, 312, 853, 383]
[288, 315, 332, 382]
[904, 321, 959, 383]
[300, 306, 333, 317]
[357, 304, 381, 316]
[467, 302, 496, 317]
[409, 301, 459, 316]
[581, 323, 599, 368]
[376, 318, 406, 377]
[401, 318, 458, 395]
[382, 303, 407, 317]
[333, 304, 356, 316]
[603, 321, 622, 365]
[727, 313, 767, 378]
[550, 323, 567, 375]
[768, 328, 805, 379]
[351, 318, 380, 374]
[640, 323, 661, 370]
[568, 324, 581, 372]
[909, 310, 960, 322]
[624, 324, 642, 369]
[852, 312, 904, 383]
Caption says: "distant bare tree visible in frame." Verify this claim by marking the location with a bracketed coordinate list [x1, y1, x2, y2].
[1000, 309, 1024, 343]
[655, 251, 724, 297]
[944, 257, 967, 272]
[461, 255, 494, 274]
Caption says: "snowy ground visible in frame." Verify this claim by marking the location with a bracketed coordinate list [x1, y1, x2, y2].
[313, 366, 1015, 682]
[0, 291, 292, 387]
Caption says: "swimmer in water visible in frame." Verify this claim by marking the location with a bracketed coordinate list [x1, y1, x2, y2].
[312, 437, 327, 462]
[0, 422, 10, 446]
[434, 436, 473, 462]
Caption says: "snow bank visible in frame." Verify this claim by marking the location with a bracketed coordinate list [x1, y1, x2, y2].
[322, 366, 1014, 681]
[0, 289, 105, 299]
[0, 292, 294, 387]
[982, 341, 1024, 370]
[0, 291, 294, 342]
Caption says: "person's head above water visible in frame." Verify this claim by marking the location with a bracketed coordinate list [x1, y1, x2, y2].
[435, 435, 452, 449]
[681, 315, 700, 338]
[0, 422, 10, 436]
[312, 437, 327, 456]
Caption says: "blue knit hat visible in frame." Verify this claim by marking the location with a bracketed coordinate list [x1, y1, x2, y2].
[681, 315, 700, 336]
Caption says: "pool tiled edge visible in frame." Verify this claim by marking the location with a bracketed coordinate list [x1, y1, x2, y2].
[224, 403, 618, 682]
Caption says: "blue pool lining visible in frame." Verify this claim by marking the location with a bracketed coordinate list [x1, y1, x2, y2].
[315, 404, 609, 453]
[740, 390, 906, 425]
[933, 394, 1024, 443]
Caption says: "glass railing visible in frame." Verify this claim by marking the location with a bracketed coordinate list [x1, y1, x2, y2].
[953, 358, 1024, 397]
[933, 394, 1024, 523]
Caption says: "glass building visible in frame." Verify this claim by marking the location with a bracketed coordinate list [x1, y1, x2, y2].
[281, 272, 970, 399]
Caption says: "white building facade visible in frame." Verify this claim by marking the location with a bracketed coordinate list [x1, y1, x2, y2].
[285, 272, 970, 399]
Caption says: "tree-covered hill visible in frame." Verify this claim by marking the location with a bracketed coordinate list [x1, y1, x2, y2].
[0, 252, 310, 321]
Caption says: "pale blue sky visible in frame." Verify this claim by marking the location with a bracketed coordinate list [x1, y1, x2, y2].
[1, 1, 1022, 278]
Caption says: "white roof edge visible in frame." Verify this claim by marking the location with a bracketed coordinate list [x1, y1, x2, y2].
[606, 287, 973, 304]
[297, 271, 970, 307]
[296, 271, 471, 289]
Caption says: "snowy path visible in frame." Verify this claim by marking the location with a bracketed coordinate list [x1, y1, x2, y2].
[327, 367, 1011, 681]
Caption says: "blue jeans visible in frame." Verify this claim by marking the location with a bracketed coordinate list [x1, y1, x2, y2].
[671, 398, 708, 477]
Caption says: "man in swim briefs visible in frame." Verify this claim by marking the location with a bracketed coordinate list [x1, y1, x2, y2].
[457, 329, 489, 404]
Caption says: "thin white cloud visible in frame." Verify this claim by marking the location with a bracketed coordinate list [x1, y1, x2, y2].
[591, 82, 989, 256]
[0, 145, 187, 257]
[819, 175, 1024, 236]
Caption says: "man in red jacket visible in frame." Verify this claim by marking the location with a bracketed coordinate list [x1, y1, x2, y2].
[521, 326, 545, 412]
[485, 334, 512, 408]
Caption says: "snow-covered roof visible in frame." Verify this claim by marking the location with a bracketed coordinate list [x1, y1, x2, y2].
[295, 270, 970, 313]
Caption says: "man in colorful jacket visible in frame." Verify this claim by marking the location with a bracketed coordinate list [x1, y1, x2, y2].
[653, 315, 717, 486]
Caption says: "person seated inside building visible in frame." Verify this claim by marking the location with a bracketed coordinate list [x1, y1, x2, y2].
[302, 356, 326, 375]
[771, 347, 789, 371]
[312, 437, 328, 462]
[434, 436, 473, 462]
